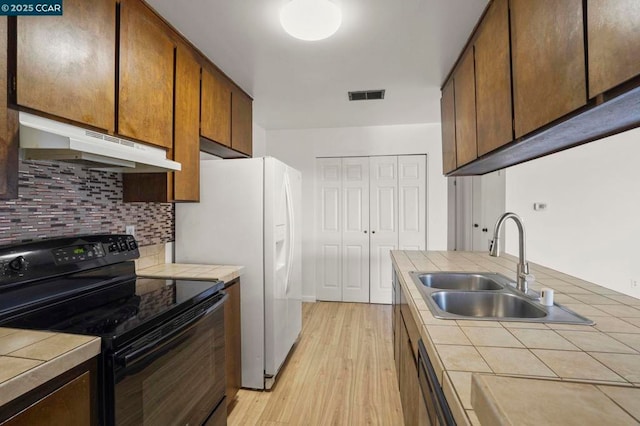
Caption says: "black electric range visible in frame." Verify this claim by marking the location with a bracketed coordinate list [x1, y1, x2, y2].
[0, 234, 228, 425]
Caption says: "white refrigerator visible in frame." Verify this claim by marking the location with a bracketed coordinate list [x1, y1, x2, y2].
[175, 157, 302, 390]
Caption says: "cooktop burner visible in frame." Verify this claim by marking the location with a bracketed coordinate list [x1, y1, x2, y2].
[0, 235, 224, 349]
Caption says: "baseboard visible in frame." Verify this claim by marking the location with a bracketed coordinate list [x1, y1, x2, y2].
[302, 295, 316, 303]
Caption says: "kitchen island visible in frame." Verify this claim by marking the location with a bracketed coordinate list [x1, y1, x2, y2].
[392, 250, 640, 425]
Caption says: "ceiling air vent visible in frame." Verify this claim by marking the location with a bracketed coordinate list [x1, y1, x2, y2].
[348, 89, 385, 101]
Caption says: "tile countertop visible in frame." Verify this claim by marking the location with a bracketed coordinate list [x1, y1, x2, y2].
[136, 263, 245, 283]
[0, 328, 100, 407]
[391, 250, 640, 426]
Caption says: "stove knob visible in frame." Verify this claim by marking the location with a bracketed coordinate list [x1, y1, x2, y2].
[118, 241, 128, 252]
[9, 256, 26, 271]
[128, 241, 138, 250]
[108, 243, 119, 253]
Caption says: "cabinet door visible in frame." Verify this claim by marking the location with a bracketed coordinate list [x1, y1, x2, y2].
[224, 280, 242, 411]
[440, 78, 456, 174]
[393, 274, 401, 385]
[588, 0, 640, 97]
[1, 17, 18, 200]
[201, 68, 231, 147]
[1, 372, 90, 426]
[511, 0, 586, 138]
[399, 316, 420, 426]
[119, 0, 174, 148]
[16, 0, 115, 132]
[173, 44, 201, 202]
[231, 89, 253, 156]
[475, 0, 512, 156]
[454, 48, 477, 167]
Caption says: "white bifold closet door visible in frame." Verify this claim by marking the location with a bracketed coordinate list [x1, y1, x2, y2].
[369, 156, 398, 304]
[341, 157, 370, 302]
[316, 155, 426, 304]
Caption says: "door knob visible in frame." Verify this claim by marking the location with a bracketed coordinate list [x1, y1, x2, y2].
[372, 230, 376, 234]
[482, 228, 488, 232]
[364, 230, 367, 234]
[473, 223, 479, 228]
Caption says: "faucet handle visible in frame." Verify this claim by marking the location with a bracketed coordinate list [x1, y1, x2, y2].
[524, 274, 536, 285]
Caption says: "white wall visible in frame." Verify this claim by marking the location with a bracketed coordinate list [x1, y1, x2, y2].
[266, 123, 448, 301]
[252, 123, 267, 157]
[505, 127, 640, 298]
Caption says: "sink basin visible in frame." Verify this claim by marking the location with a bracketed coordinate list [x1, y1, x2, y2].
[413, 272, 505, 291]
[431, 291, 547, 319]
[409, 271, 594, 324]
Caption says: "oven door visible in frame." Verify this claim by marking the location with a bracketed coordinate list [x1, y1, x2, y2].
[109, 292, 227, 426]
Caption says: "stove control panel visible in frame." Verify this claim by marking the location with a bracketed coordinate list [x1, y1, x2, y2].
[0, 234, 139, 287]
[53, 243, 106, 265]
[103, 235, 138, 256]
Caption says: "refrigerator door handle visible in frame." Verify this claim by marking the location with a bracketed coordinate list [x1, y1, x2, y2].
[284, 173, 295, 295]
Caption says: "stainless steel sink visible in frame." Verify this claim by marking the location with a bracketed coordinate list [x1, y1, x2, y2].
[431, 291, 547, 319]
[410, 271, 594, 325]
[412, 272, 506, 291]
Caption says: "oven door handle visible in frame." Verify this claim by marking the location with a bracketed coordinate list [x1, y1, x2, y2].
[116, 293, 228, 370]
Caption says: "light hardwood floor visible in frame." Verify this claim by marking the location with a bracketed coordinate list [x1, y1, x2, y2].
[227, 302, 404, 425]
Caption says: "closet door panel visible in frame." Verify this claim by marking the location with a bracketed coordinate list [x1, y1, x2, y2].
[341, 157, 370, 303]
[316, 158, 342, 301]
[370, 156, 398, 304]
[399, 155, 426, 250]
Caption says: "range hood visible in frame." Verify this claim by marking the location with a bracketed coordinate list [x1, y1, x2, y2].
[19, 112, 181, 173]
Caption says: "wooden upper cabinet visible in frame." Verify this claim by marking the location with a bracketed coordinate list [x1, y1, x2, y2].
[454, 48, 477, 167]
[15, 0, 115, 132]
[510, 0, 586, 138]
[231, 89, 253, 156]
[440, 78, 456, 174]
[118, 0, 174, 148]
[123, 43, 201, 203]
[173, 44, 201, 202]
[588, 0, 640, 97]
[475, 0, 512, 157]
[1, 17, 18, 200]
[201, 67, 231, 147]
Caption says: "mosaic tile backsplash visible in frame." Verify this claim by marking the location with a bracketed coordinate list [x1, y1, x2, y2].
[0, 160, 174, 247]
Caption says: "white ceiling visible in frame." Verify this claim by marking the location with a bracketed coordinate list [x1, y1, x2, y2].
[146, 0, 488, 130]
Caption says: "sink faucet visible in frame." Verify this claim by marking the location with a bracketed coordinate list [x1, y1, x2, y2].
[489, 212, 535, 296]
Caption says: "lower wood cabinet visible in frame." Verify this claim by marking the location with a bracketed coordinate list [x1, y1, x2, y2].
[224, 279, 242, 412]
[0, 358, 97, 426]
[392, 271, 428, 426]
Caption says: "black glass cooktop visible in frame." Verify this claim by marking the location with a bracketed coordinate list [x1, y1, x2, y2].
[0, 235, 225, 351]
[0, 274, 224, 348]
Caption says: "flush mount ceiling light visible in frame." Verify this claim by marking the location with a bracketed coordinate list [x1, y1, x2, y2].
[280, 0, 342, 41]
